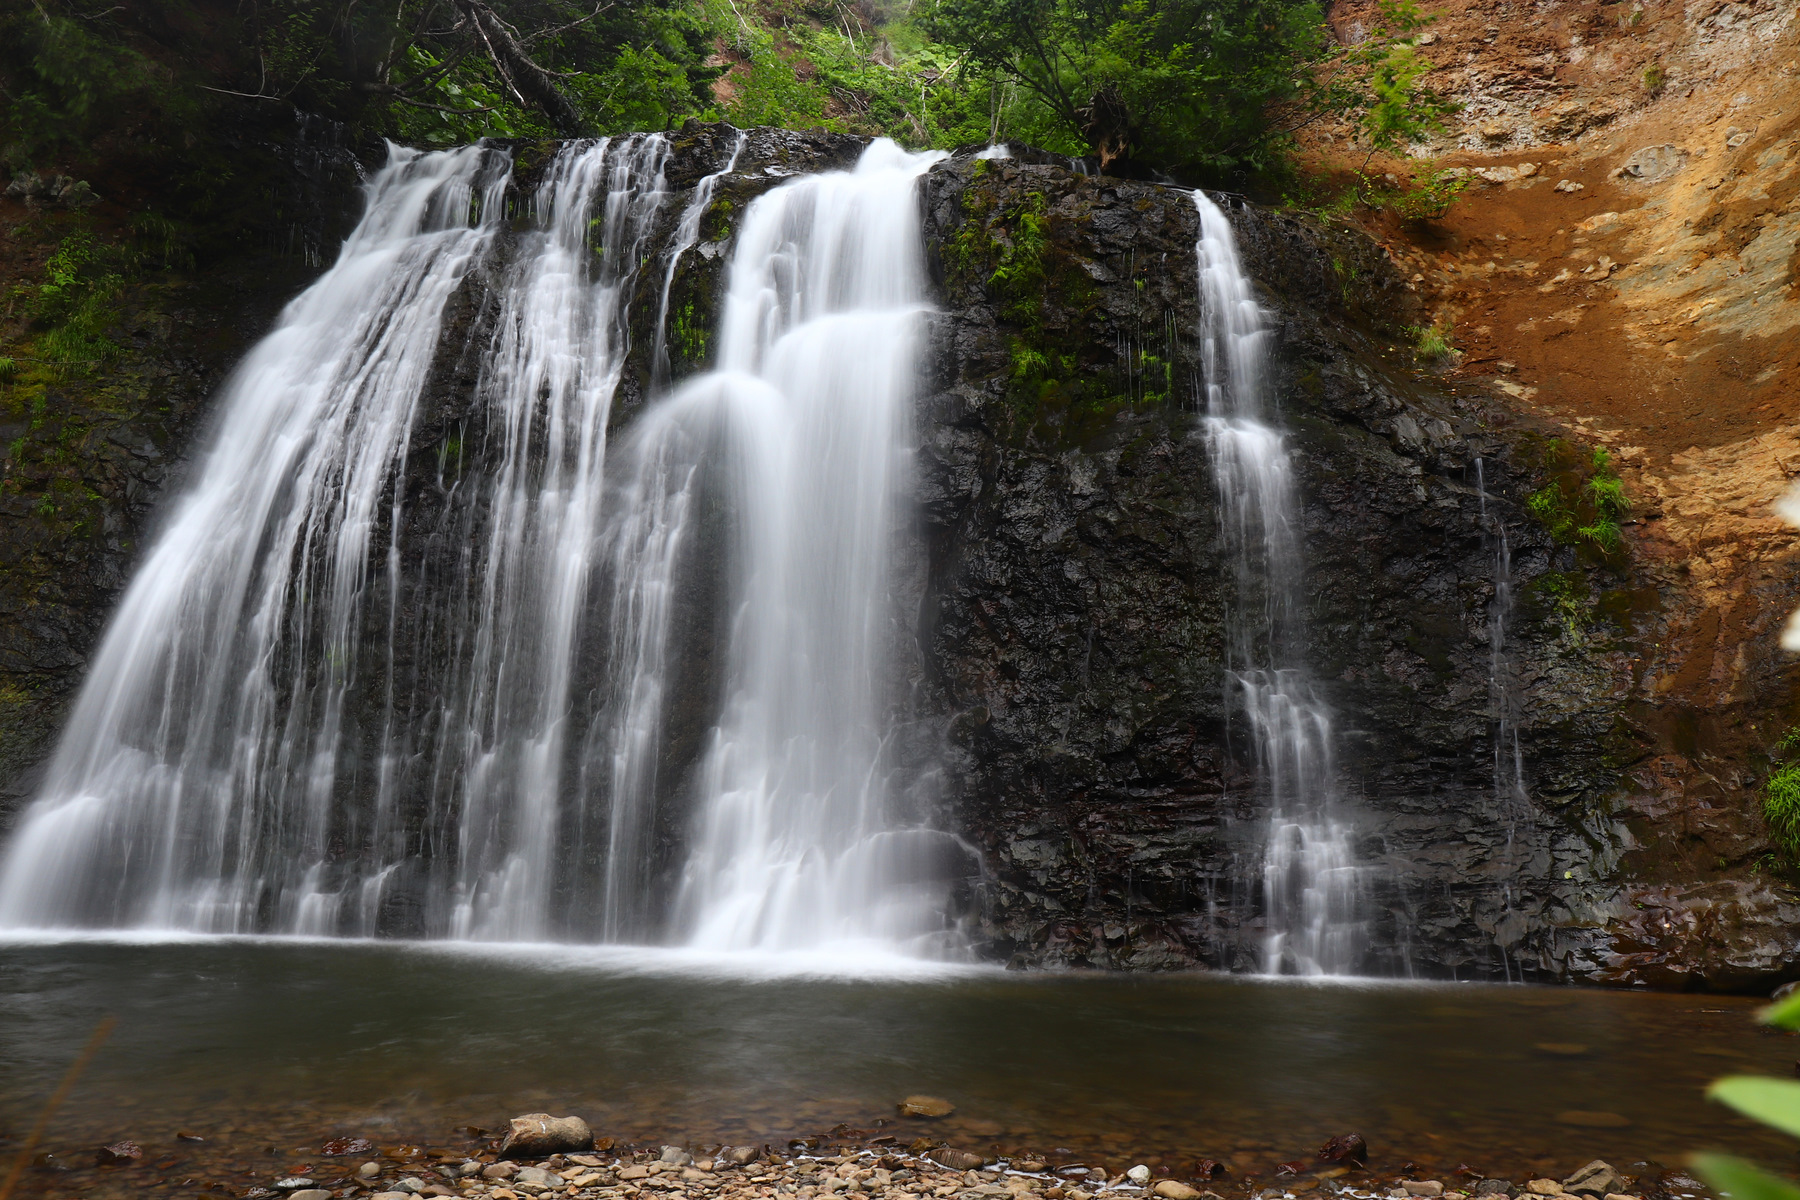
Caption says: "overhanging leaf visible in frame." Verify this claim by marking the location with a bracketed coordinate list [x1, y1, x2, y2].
[1692, 1154, 1800, 1200]
[1709, 1077, 1800, 1139]
[1761, 990, 1800, 1031]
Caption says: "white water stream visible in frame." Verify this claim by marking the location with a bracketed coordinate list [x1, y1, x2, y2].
[1193, 192, 1366, 976]
[606, 141, 968, 955]
[0, 145, 512, 931]
[0, 134, 966, 959]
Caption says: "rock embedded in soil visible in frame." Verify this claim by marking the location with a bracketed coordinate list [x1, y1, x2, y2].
[500, 1113, 594, 1158]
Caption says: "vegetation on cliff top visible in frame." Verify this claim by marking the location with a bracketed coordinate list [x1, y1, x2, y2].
[4, 0, 1452, 188]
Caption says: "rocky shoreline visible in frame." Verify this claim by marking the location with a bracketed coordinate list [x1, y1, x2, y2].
[240, 1113, 1709, 1200]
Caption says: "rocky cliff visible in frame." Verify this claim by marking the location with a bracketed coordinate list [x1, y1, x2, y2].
[2, 119, 1795, 987]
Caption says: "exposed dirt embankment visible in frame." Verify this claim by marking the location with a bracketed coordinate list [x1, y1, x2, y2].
[1307, 0, 1800, 982]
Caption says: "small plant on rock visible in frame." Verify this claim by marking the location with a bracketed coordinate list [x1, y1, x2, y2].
[1762, 728, 1800, 858]
[1526, 441, 1629, 556]
[1414, 320, 1455, 361]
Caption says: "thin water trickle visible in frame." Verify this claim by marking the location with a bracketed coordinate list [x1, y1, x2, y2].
[1192, 191, 1367, 976]
[1475, 457, 1529, 978]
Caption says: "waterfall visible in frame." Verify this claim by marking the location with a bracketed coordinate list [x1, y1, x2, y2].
[432, 135, 672, 941]
[603, 139, 971, 956]
[0, 144, 513, 931]
[1192, 192, 1367, 976]
[0, 133, 966, 959]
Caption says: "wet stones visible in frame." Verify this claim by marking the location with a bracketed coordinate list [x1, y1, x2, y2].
[899, 1095, 956, 1118]
[501, 1113, 595, 1158]
[1317, 1135, 1368, 1166]
[933, 1148, 989, 1171]
[1563, 1162, 1623, 1197]
[96, 1141, 143, 1165]
[1402, 1183, 1445, 1198]
[1153, 1181, 1202, 1199]
[1474, 1181, 1517, 1197]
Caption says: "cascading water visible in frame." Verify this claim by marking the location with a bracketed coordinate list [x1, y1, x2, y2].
[0, 131, 966, 959]
[430, 135, 672, 941]
[1192, 192, 1367, 976]
[0, 144, 513, 931]
[602, 140, 971, 956]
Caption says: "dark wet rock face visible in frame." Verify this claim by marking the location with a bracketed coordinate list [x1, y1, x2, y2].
[903, 152, 1782, 985]
[1, 123, 1792, 987]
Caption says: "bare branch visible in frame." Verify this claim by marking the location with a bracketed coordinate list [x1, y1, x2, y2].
[519, 0, 614, 46]
[455, 0, 592, 135]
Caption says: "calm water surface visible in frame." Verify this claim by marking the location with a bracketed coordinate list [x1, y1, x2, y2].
[0, 939, 1789, 1195]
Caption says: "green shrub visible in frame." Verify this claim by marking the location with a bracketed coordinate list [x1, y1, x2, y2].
[1388, 167, 1468, 220]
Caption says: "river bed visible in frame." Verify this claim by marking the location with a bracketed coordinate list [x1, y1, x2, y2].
[0, 939, 1788, 1196]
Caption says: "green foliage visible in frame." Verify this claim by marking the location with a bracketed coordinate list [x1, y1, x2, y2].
[1388, 167, 1468, 220]
[1531, 570, 1592, 645]
[1526, 440, 1629, 557]
[1763, 729, 1800, 856]
[12, 230, 123, 377]
[1413, 320, 1454, 360]
[924, 0, 1344, 177]
[0, 8, 179, 163]
[1696, 999, 1800, 1200]
[1642, 61, 1666, 94]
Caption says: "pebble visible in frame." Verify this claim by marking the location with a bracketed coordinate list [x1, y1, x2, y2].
[371, 1194, 410, 1200]
[1154, 1182, 1201, 1200]
[360, 1161, 383, 1178]
[1528, 1184, 1562, 1196]
[1403, 1184, 1444, 1198]
[898, 1094, 957, 1118]
[290, 1192, 333, 1200]
[1128, 1166, 1152, 1185]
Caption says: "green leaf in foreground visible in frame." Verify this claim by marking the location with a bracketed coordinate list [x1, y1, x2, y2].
[1691, 1153, 1800, 1200]
[1760, 988, 1800, 1031]
[1708, 1077, 1800, 1140]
